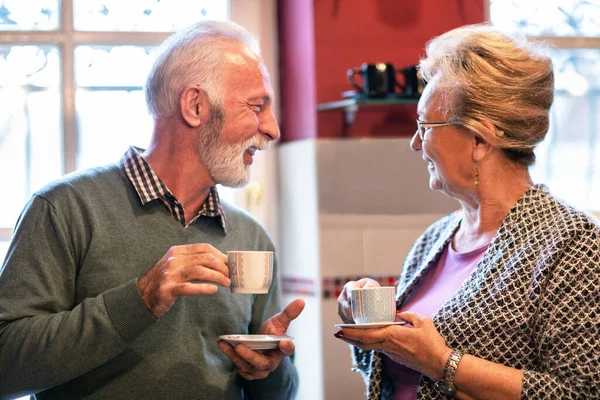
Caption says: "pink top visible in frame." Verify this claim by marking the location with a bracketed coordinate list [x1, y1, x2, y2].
[383, 240, 490, 400]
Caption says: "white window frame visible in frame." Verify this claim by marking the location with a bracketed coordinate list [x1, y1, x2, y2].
[485, 1, 600, 48]
[0, 4, 167, 245]
[0, 0, 281, 246]
[485, 1, 600, 214]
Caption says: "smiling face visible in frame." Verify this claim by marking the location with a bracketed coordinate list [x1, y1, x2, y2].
[198, 42, 280, 188]
[410, 76, 476, 198]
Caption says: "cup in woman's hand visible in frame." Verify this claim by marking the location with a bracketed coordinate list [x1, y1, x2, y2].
[350, 286, 396, 324]
[227, 251, 273, 294]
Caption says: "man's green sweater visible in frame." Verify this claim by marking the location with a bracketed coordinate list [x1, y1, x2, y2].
[0, 164, 298, 399]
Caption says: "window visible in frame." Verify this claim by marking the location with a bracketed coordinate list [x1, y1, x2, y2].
[489, 0, 600, 211]
[0, 1, 230, 264]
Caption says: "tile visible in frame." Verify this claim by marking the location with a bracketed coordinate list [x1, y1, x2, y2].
[282, 275, 318, 297]
[362, 227, 425, 275]
[277, 140, 320, 278]
[322, 298, 368, 400]
[319, 226, 364, 276]
[321, 274, 397, 299]
[314, 138, 459, 215]
[284, 295, 324, 400]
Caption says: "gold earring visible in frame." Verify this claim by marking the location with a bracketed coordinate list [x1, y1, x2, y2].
[474, 166, 480, 187]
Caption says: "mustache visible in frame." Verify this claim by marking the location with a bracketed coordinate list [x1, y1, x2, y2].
[243, 137, 269, 152]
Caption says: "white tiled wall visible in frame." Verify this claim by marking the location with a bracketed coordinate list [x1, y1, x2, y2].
[320, 213, 448, 277]
[277, 138, 459, 400]
[314, 139, 459, 215]
[318, 226, 364, 276]
[322, 298, 365, 400]
[278, 139, 324, 399]
[318, 212, 446, 400]
[284, 294, 323, 400]
[277, 139, 320, 279]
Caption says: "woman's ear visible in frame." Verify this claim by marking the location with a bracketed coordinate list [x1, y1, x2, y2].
[180, 85, 209, 128]
[472, 120, 496, 162]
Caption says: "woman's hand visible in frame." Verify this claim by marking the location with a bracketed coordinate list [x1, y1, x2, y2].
[334, 311, 451, 381]
[336, 278, 381, 324]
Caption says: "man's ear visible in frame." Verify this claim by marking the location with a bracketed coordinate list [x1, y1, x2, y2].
[472, 120, 496, 163]
[180, 85, 209, 128]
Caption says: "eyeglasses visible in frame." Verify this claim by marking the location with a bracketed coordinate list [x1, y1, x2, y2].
[416, 119, 456, 141]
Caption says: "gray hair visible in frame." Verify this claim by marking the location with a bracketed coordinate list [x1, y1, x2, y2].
[419, 24, 554, 166]
[145, 20, 261, 118]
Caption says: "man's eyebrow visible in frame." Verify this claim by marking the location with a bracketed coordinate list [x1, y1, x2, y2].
[247, 95, 271, 103]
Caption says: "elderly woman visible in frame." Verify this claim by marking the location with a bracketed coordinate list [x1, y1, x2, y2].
[335, 24, 600, 399]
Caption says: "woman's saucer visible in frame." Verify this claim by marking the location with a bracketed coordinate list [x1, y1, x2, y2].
[335, 321, 406, 329]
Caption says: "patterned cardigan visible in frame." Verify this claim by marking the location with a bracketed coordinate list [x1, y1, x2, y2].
[352, 185, 600, 399]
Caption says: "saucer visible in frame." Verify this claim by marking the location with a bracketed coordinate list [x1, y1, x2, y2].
[218, 334, 293, 350]
[335, 321, 407, 329]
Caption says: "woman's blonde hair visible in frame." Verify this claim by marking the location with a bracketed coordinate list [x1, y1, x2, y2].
[419, 24, 554, 166]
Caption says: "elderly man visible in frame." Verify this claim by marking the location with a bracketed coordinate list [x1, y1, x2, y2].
[0, 20, 303, 400]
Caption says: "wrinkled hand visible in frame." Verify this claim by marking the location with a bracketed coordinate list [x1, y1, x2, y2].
[218, 299, 306, 380]
[333, 311, 451, 381]
[137, 243, 230, 318]
[337, 278, 381, 324]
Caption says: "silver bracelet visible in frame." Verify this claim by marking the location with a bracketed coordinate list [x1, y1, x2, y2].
[435, 349, 464, 397]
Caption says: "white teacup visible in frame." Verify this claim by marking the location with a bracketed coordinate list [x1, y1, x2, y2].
[227, 251, 273, 294]
[350, 286, 396, 324]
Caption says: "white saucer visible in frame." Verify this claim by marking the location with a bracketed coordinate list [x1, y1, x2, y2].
[335, 321, 407, 329]
[218, 334, 293, 350]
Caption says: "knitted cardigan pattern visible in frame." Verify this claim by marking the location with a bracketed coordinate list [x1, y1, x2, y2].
[352, 185, 600, 399]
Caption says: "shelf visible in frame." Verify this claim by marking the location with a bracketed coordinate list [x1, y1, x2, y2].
[317, 96, 419, 126]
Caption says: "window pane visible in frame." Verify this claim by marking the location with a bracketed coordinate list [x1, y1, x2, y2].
[530, 49, 600, 211]
[0, 0, 59, 31]
[75, 44, 238, 202]
[0, 46, 61, 230]
[73, 0, 229, 32]
[75, 45, 155, 87]
[490, 0, 600, 37]
[75, 46, 157, 169]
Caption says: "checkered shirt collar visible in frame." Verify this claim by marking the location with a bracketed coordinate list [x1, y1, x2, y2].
[120, 146, 228, 232]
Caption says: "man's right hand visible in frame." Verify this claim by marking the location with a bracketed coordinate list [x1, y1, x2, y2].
[137, 243, 230, 318]
[337, 278, 381, 324]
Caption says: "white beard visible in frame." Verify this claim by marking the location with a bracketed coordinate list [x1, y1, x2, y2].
[198, 107, 267, 188]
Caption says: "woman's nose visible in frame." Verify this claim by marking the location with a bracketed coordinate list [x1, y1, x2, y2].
[409, 130, 422, 151]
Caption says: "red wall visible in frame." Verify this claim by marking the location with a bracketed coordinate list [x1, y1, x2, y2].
[278, 0, 318, 143]
[277, 0, 485, 142]
[315, 0, 485, 139]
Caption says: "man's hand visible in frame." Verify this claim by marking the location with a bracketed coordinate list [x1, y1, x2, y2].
[137, 243, 230, 318]
[218, 299, 305, 380]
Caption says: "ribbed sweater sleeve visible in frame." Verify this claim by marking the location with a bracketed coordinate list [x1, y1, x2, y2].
[0, 195, 157, 398]
[242, 357, 299, 400]
[0, 165, 300, 399]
